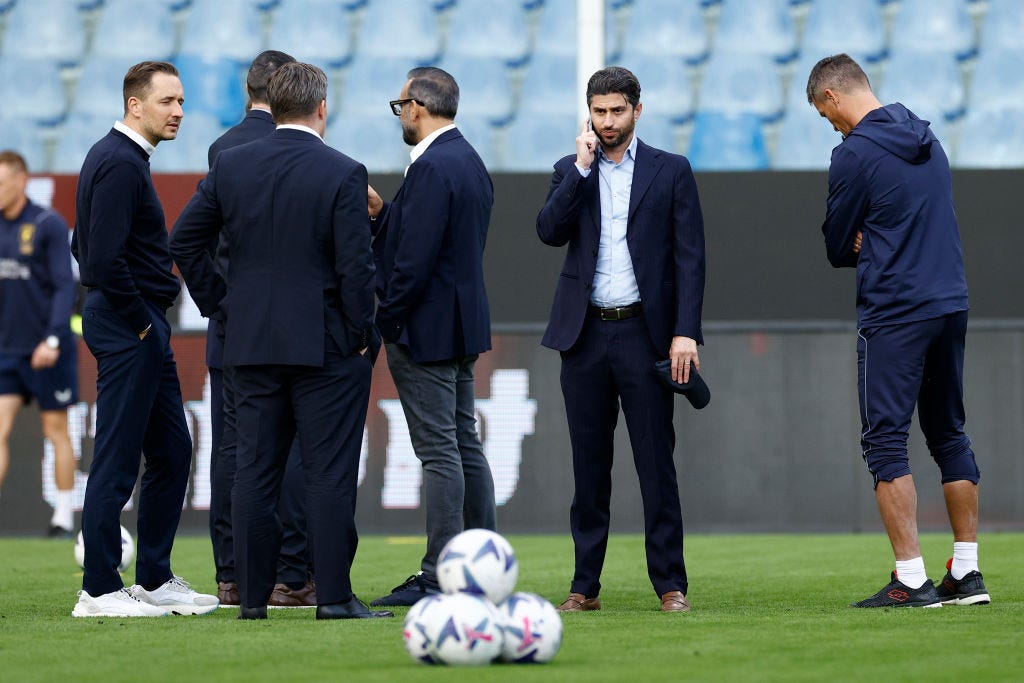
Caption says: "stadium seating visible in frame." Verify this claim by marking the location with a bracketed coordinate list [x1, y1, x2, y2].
[445, 0, 531, 67]
[499, 114, 578, 172]
[533, 0, 576, 58]
[697, 52, 784, 121]
[878, 49, 966, 122]
[90, 0, 176, 62]
[968, 49, 1024, 115]
[518, 55, 578, 119]
[437, 56, 515, 126]
[0, 58, 67, 125]
[620, 53, 694, 124]
[268, 0, 355, 68]
[357, 0, 442, 64]
[979, 0, 1024, 53]
[617, 0, 709, 65]
[149, 112, 224, 173]
[174, 54, 248, 128]
[337, 56, 418, 118]
[801, 0, 887, 64]
[325, 113, 409, 173]
[451, 115, 498, 169]
[635, 113, 678, 154]
[714, 0, 798, 63]
[180, 0, 264, 63]
[69, 56, 138, 121]
[772, 105, 841, 170]
[51, 115, 118, 173]
[955, 109, 1024, 168]
[0, 0, 86, 65]
[890, 0, 976, 61]
[687, 111, 769, 171]
[0, 119, 49, 172]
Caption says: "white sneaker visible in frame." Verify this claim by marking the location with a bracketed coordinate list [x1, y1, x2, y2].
[72, 589, 169, 617]
[129, 576, 220, 615]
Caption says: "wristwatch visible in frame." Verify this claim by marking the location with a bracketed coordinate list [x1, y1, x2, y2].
[45, 335, 60, 350]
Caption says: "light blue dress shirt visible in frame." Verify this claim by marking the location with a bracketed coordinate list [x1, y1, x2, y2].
[576, 135, 640, 307]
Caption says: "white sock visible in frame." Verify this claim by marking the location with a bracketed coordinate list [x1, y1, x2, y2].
[951, 542, 979, 580]
[895, 557, 928, 589]
[51, 490, 74, 530]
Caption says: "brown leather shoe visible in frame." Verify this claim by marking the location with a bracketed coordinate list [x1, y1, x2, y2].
[556, 592, 601, 612]
[268, 580, 317, 608]
[660, 590, 691, 612]
[217, 581, 240, 607]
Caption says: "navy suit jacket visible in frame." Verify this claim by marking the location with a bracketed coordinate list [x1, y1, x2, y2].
[204, 108, 277, 368]
[536, 139, 705, 355]
[170, 128, 376, 367]
[373, 128, 493, 363]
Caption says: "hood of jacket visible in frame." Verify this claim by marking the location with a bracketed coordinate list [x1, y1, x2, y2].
[846, 103, 936, 164]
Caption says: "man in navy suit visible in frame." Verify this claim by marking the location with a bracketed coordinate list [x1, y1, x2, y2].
[537, 67, 706, 613]
[203, 50, 315, 610]
[170, 62, 390, 620]
[367, 67, 496, 607]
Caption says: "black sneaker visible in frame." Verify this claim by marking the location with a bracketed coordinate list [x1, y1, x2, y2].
[935, 558, 991, 606]
[47, 525, 74, 540]
[369, 573, 440, 607]
[850, 571, 941, 608]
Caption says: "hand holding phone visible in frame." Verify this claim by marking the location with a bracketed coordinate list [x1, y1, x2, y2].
[576, 118, 597, 170]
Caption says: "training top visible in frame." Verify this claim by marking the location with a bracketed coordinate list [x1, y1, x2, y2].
[0, 200, 75, 354]
[822, 103, 969, 328]
[72, 128, 181, 333]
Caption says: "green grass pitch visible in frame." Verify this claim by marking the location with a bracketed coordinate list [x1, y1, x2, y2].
[0, 532, 1020, 682]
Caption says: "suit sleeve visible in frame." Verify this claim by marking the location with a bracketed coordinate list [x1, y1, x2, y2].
[84, 160, 151, 333]
[334, 163, 376, 350]
[672, 157, 706, 344]
[374, 161, 450, 342]
[40, 212, 76, 338]
[822, 146, 868, 269]
[169, 165, 227, 318]
[536, 159, 587, 246]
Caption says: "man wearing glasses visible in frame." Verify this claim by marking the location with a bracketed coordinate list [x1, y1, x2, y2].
[367, 67, 496, 607]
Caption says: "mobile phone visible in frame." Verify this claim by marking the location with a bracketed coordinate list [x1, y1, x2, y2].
[587, 118, 592, 132]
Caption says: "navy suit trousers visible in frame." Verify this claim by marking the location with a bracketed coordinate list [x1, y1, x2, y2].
[230, 341, 371, 608]
[80, 290, 192, 596]
[560, 315, 687, 598]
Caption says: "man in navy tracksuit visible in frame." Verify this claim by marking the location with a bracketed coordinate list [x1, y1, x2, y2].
[808, 54, 988, 608]
[71, 61, 216, 617]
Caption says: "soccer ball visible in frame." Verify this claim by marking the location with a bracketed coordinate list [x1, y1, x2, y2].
[402, 592, 504, 666]
[497, 592, 563, 663]
[74, 525, 135, 573]
[437, 529, 518, 605]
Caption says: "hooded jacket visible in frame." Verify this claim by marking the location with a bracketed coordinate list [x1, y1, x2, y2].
[822, 103, 968, 327]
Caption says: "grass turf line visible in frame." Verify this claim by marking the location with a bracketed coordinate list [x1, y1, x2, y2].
[0, 532, 1020, 682]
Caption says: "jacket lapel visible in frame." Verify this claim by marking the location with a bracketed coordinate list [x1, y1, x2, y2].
[628, 140, 663, 221]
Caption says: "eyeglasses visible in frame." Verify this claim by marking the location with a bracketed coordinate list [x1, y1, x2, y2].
[389, 98, 424, 116]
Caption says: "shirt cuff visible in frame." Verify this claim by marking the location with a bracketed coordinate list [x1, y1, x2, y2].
[575, 163, 591, 178]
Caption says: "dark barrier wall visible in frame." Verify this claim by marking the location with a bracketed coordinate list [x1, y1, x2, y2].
[1, 171, 1020, 535]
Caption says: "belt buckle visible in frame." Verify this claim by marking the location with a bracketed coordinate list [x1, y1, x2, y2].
[604, 306, 623, 321]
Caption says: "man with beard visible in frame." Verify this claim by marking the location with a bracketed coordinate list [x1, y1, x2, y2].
[367, 66, 496, 607]
[536, 66, 706, 613]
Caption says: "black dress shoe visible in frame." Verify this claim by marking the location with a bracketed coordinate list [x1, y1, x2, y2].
[238, 605, 267, 620]
[316, 596, 393, 619]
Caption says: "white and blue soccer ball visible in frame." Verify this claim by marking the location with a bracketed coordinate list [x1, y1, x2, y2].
[402, 592, 504, 666]
[497, 592, 563, 663]
[74, 525, 135, 573]
[437, 529, 518, 605]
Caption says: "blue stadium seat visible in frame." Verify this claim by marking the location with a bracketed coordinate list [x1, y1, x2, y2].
[451, 115, 498, 170]
[325, 113, 409, 173]
[268, 0, 354, 68]
[180, 0, 264, 62]
[979, 0, 1024, 53]
[445, 0, 530, 66]
[617, 0, 708, 65]
[879, 50, 965, 122]
[52, 115, 118, 173]
[0, 0, 86, 65]
[518, 55, 578, 119]
[0, 58, 67, 126]
[968, 49, 1024, 115]
[499, 113, 578, 172]
[620, 53, 694, 123]
[787, 51, 873, 112]
[337, 56, 417, 118]
[890, 0, 975, 61]
[635, 113, 678, 154]
[697, 52, 784, 121]
[357, 0, 441, 64]
[772, 104, 841, 170]
[533, 0, 576, 58]
[687, 111, 769, 171]
[954, 109, 1024, 168]
[69, 56, 137, 121]
[0, 119, 50, 172]
[174, 54, 248, 127]
[801, 0, 886, 64]
[714, 0, 797, 63]
[91, 0, 176, 62]
[437, 56, 515, 126]
[150, 113, 225, 173]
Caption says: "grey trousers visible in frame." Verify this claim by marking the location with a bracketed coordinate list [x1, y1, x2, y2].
[385, 342, 497, 578]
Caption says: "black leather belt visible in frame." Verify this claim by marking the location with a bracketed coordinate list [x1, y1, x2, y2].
[588, 302, 643, 321]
